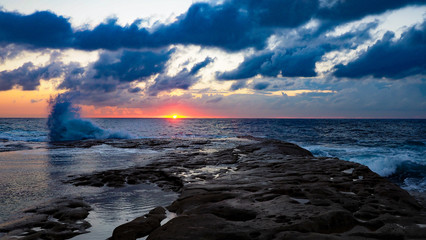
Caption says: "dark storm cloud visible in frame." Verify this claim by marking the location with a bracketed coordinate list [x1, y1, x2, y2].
[149, 57, 214, 95]
[218, 47, 324, 79]
[0, 2, 269, 51]
[150, 2, 269, 51]
[230, 81, 247, 91]
[253, 82, 270, 90]
[1, 0, 425, 51]
[51, 49, 213, 105]
[128, 87, 142, 93]
[335, 21, 426, 79]
[72, 0, 317, 51]
[189, 57, 214, 75]
[316, 0, 426, 33]
[0, 10, 73, 48]
[218, 21, 379, 80]
[59, 49, 172, 94]
[73, 19, 150, 50]
[318, 0, 426, 23]
[92, 49, 172, 82]
[0, 61, 63, 90]
[238, 0, 319, 27]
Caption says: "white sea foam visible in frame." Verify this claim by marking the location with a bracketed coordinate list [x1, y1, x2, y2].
[47, 93, 131, 142]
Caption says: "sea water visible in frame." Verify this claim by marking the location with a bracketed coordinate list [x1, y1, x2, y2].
[0, 118, 425, 236]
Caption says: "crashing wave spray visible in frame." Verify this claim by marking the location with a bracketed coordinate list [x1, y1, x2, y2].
[47, 93, 130, 141]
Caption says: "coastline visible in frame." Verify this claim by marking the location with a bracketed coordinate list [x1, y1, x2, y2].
[1, 137, 425, 239]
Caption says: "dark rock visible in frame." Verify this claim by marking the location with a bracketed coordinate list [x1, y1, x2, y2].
[110, 207, 166, 240]
[188, 205, 257, 221]
[0, 198, 91, 239]
[167, 192, 236, 213]
[55, 138, 425, 239]
[286, 210, 356, 233]
[148, 214, 252, 240]
[52, 207, 89, 221]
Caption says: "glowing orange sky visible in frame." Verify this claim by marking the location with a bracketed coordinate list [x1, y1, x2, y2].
[0, 89, 49, 118]
[0, 92, 219, 118]
[79, 103, 224, 118]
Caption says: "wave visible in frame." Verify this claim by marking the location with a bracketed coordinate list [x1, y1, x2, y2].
[388, 161, 426, 192]
[47, 94, 131, 142]
[0, 131, 47, 142]
[305, 144, 425, 192]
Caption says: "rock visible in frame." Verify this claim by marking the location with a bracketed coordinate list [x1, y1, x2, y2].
[52, 207, 89, 221]
[285, 210, 356, 233]
[0, 198, 91, 240]
[110, 207, 166, 240]
[147, 214, 253, 240]
[188, 205, 257, 221]
[54, 138, 426, 239]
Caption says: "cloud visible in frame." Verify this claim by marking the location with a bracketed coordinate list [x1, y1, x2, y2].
[253, 82, 270, 90]
[0, 44, 25, 63]
[30, 99, 43, 103]
[73, 19, 150, 51]
[150, 2, 270, 51]
[52, 50, 212, 105]
[182, 78, 426, 118]
[318, 0, 426, 23]
[0, 1, 424, 52]
[218, 20, 379, 80]
[335, 21, 426, 79]
[59, 49, 172, 93]
[316, 0, 426, 33]
[206, 96, 223, 104]
[0, 0, 425, 118]
[0, 61, 64, 90]
[0, 10, 73, 48]
[148, 57, 213, 95]
[230, 81, 247, 91]
[189, 57, 214, 75]
[239, 0, 319, 28]
[128, 87, 142, 93]
[92, 49, 172, 82]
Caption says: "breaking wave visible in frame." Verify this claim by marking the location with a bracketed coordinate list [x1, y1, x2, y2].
[47, 94, 130, 142]
[306, 144, 426, 192]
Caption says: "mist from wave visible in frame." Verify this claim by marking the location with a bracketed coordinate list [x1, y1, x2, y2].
[47, 94, 131, 142]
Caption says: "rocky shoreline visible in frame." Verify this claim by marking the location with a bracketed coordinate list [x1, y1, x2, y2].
[1, 137, 425, 239]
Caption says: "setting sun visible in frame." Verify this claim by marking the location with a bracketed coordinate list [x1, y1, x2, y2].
[163, 114, 186, 119]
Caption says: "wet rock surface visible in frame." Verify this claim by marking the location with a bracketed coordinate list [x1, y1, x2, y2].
[109, 207, 166, 240]
[64, 138, 426, 240]
[0, 198, 91, 240]
[2, 138, 425, 239]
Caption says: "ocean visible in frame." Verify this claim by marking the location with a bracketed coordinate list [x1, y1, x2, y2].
[0, 118, 425, 238]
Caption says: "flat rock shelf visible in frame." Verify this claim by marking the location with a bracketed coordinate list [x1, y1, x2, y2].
[1, 137, 425, 240]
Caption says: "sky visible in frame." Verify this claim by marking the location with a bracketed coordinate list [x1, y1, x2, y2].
[0, 0, 425, 118]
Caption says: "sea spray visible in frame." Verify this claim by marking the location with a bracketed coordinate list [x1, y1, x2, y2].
[47, 93, 130, 141]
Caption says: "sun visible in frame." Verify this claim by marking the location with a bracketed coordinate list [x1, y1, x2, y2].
[163, 114, 186, 119]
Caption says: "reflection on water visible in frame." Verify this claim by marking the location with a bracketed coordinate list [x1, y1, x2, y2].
[0, 148, 50, 221]
[0, 144, 177, 240]
[72, 184, 177, 240]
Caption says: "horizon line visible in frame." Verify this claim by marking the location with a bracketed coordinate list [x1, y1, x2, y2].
[1, 117, 425, 120]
